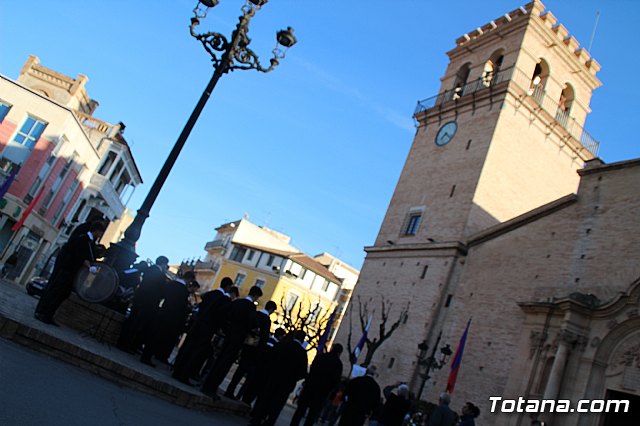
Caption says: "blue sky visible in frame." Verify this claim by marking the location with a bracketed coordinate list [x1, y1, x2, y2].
[2, 1, 639, 269]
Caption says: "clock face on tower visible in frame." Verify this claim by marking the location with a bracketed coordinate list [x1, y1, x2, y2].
[435, 121, 458, 146]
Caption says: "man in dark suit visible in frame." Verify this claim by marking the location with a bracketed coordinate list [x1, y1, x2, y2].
[241, 326, 287, 405]
[118, 256, 169, 354]
[290, 343, 344, 426]
[171, 278, 237, 384]
[201, 285, 263, 399]
[224, 300, 277, 399]
[141, 273, 191, 364]
[197, 276, 234, 316]
[250, 330, 309, 426]
[118, 257, 166, 353]
[35, 221, 106, 325]
[339, 365, 381, 426]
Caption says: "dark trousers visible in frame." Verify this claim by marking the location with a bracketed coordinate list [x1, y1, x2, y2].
[35, 271, 73, 319]
[173, 321, 217, 379]
[250, 384, 294, 426]
[225, 358, 255, 397]
[338, 408, 367, 426]
[201, 338, 242, 394]
[290, 393, 326, 426]
[240, 362, 264, 404]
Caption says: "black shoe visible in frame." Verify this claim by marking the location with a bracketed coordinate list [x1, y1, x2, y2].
[34, 312, 60, 327]
[172, 373, 194, 387]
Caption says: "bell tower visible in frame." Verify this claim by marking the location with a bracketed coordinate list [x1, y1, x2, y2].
[335, 0, 602, 392]
[376, 0, 601, 246]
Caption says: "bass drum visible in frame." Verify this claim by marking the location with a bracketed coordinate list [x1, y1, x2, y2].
[74, 262, 119, 303]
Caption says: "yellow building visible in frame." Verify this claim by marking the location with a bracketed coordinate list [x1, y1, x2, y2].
[187, 219, 358, 351]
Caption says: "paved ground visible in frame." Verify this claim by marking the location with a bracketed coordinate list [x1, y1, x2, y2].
[0, 338, 247, 426]
[0, 279, 300, 423]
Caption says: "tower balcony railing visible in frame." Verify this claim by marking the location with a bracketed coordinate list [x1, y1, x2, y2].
[415, 66, 600, 157]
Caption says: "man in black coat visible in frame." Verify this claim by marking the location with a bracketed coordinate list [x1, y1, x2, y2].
[118, 256, 169, 354]
[290, 343, 344, 426]
[338, 365, 381, 426]
[201, 285, 263, 398]
[250, 330, 309, 426]
[35, 221, 106, 325]
[241, 326, 287, 405]
[224, 300, 276, 399]
[197, 276, 234, 317]
[141, 275, 191, 364]
[378, 383, 411, 426]
[171, 279, 237, 384]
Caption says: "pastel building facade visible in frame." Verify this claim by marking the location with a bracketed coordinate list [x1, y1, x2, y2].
[0, 56, 141, 283]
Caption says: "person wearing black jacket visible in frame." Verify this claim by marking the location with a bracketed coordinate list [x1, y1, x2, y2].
[378, 383, 411, 426]
[172, 280, 237, 384]
[241, 326, 287, 405]
[458, 402, 480, 426]
[201, 285, 263, 399]
[250, 330, 309, 426]
[338, 365, 381, 426]
[140, 274, 191, 365]
[34, 221, 105, 325]
[118, 256, 169, 354]
[224, 300, 276, 399]
[197, 276, 234, 318]
[290, 343, 344, 426]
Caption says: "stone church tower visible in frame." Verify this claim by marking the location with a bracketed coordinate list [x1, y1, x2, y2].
[334, 2, 640, 425]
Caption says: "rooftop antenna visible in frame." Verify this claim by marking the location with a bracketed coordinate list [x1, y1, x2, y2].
[588, 11, 601, 53]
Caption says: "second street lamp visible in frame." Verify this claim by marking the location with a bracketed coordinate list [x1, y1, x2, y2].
[107, 0, 296, 271]
[416, 330, 453, 400]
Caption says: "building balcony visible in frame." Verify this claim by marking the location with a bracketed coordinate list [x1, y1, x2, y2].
[204, 239, 227, 251]
[414, 65, 600, 157]
[88, 173, 125, 217]
[75, 111, 115, 135]
[193, 259, 220, 272]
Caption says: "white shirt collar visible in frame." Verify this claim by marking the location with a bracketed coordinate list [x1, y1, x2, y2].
[87, 231, 94, 241]
[258, 309, 270, 316]
[215, 287, 228, 296]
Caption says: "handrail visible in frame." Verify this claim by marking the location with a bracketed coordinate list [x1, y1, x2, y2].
[414, 66, 600, 156]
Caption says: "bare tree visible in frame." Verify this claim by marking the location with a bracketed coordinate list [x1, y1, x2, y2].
[278, 296, 334, 351]
[345, 295, 410, 370]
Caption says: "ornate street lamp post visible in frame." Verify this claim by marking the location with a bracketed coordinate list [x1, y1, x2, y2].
[107, 0, 296, 271]
[416, 330, 453, 400]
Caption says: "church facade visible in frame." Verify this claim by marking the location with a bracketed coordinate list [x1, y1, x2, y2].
[334, 1, 639, 425]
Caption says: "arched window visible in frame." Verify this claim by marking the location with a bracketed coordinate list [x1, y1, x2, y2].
[555, 83, 575, 128]
[453, 63, 471, 99]
[483, 50, 505, 87]
[528, 59, 550, 104]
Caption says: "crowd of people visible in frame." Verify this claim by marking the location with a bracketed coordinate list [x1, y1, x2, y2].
[30, 218, 481, 425]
